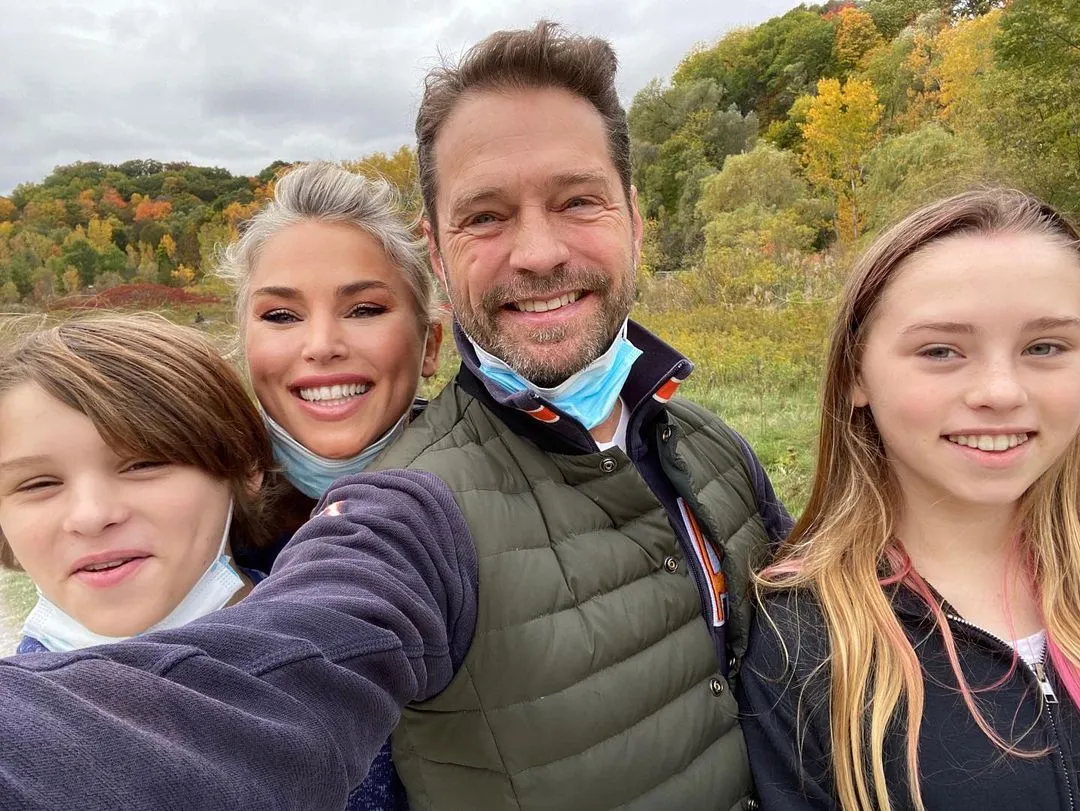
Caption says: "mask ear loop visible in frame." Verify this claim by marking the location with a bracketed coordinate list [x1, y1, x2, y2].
[217, 499, 236, 562]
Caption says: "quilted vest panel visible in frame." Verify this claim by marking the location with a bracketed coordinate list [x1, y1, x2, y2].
[376, 386, 767, 811]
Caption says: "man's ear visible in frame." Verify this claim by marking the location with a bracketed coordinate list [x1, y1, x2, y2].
[423, 218, 446, 289]
[422, 322, 443, 378]
[629, 185, 644, 265]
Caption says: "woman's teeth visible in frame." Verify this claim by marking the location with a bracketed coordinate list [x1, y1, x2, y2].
[946, 433, 1029, 452]
[514, 291, 581, 312]
[298, 382, 371, 403]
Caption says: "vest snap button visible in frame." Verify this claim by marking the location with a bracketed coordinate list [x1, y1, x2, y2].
[663, 555, 679, 573]
[599, 456, 617, 473]
[660, 426, 672, 442]
[709, 676, 726, 696]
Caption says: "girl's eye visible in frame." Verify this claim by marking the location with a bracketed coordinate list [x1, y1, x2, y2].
[259, 308, 299, 324]
[1026, 342, 1063, 357]
[347, 303, 386, 319]
[919, 345, 959, 360]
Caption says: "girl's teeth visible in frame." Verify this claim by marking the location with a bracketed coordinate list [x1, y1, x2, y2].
[946, 433, 1029, 451]
[298, 383, 371, 402]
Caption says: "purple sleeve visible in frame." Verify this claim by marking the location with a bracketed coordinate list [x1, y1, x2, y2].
[0, 469, 477, 811]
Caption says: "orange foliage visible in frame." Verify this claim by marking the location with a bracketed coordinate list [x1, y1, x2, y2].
[133, 199, 173, 222]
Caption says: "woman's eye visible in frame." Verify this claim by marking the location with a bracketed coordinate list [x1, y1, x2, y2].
[347, 303, 386, 319]
[259, 308, 299, 324]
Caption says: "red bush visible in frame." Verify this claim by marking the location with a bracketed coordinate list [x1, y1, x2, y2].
[52, 284, 220, 310]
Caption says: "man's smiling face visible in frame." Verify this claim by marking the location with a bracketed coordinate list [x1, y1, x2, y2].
[427, 86, 641, 387]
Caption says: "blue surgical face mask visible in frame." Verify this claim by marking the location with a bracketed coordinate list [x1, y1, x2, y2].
[22, 502, 244, 652]
[264, 409, 409, 498]
[470, 318, 642, 430]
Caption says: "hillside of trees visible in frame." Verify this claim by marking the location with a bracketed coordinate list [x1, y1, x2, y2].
[0, 0, 1074, 312]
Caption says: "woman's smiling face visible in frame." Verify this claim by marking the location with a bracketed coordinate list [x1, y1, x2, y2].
[244, 220, 440, 459]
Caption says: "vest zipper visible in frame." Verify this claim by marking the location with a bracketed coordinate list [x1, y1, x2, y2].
[945, 613, 1075, 811]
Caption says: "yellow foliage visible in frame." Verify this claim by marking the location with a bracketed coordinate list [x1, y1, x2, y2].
[61, 267, 80, 294]
[800, 77, 882, 242]
[171, 264, 196, 286]
[160, 233, 177, 260]
[86, 217, 114, 252]
[932, 11, 1001, 125]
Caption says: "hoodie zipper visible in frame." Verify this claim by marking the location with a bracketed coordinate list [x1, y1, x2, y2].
[945, 613, 1076, 811]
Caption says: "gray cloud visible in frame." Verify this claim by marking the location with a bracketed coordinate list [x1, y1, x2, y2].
[1, 0, 798, 194]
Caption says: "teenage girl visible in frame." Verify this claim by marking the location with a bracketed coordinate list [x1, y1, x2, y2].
[740, 189, 1080, 810]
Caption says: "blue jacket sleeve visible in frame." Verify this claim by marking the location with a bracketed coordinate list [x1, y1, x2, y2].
[732, 432, 795, 545]
[0, 469, 478, 811]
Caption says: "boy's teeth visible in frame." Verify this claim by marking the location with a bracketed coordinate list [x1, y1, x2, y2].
[83, 560, 127, 572]
[516, 291, 581, 313]
[298, 383, 370, 402]
[946, 433, 1029, 451]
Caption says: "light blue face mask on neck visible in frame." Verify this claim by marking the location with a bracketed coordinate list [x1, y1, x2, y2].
[470, 318, 642, 430]
[264, 409, 409, 499]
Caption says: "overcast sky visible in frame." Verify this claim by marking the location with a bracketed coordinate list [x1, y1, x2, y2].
[1, 0, 800, 194]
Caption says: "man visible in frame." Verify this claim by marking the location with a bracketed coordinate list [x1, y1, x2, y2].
[0, 22, 787, 810]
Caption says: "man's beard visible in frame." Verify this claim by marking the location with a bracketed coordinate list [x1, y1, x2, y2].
[453, 264, 636, 388]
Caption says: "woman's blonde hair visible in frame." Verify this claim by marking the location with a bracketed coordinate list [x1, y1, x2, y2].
[759, 188, 1080, 810]
[0, 313, 277, 569]
[215, 161, 441, 338]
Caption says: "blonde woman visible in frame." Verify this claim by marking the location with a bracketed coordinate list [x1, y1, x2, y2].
[739, 189, 1080, 810]
[216, 161, 442, 811]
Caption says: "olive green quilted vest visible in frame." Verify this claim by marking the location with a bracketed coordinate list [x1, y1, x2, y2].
[375, 384, 768, 811]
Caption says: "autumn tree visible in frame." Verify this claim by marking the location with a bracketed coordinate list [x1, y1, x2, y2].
[834, 8, 883, 70]
[343, 146, 421, 217]
[800, 77, 883, 242]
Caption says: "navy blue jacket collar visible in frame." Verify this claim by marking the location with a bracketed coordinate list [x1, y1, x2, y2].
[453, 319, 693, 455]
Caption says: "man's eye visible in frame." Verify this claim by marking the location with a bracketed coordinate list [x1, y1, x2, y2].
[465, 213, 498, 227]
[259, 308, 299, 324]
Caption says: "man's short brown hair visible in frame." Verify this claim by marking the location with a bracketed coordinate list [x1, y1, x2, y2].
[415, 20, 632, 236]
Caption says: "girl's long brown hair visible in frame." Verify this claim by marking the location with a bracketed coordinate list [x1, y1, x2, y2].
[758, 188, 1080, 810]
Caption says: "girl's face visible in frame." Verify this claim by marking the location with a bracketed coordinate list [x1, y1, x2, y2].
[853, 230, 1080, 521]
[244, 220, 441, 459]
[0, 383, 234, 637]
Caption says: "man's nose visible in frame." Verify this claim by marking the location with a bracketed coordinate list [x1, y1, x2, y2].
[508, 205, 572, 276]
